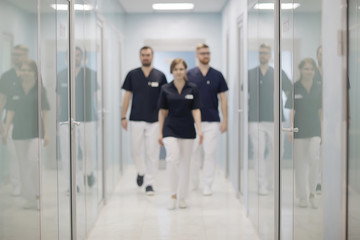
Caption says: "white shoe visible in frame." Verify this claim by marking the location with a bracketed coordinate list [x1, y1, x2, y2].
[168, 198, 177, 210]
[298, 199, 308, 208]
[203, 186, 212, 196]
[179, 199, 187, 209]
[11, 185, 21, 196]
[309, 194, 318, 209]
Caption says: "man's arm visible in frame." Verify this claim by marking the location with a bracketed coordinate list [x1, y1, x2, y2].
[0, 93, 6, 133]
[219, 92, 228, 133]
[121, 91, 132, 130]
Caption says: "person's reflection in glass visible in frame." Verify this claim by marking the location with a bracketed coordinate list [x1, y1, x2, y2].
[248, 43, 292, 195]
[285, 58, 322, 209]
[57, 46, 99, 193]
[0, 45, 29, 197]
[2, 59, 50, 210]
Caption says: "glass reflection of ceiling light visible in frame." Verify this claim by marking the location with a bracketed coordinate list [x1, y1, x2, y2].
[253, 3, 300, 10]
[152, 3, 195, 11]
[50, 4, 94, 11]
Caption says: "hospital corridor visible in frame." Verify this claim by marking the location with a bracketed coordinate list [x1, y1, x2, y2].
[0, 0, 359, 239]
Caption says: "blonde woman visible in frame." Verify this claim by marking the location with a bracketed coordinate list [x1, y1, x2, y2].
[158, 58, 203, 210]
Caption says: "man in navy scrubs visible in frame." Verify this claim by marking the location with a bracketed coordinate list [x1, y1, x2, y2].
[121, 46, 167, 195]
[0, 45, 28, 196]
[187, 43, 228, 196]
[57, 46, 99, 192]
[248, 43, 292, 195]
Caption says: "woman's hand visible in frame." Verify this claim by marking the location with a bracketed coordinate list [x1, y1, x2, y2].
[2, 129, 8, 145]
[198, 132, 204, 145]
[121, 119, 128, 130]
[44, 134, 50, 147]
[158, 134, 164, 146]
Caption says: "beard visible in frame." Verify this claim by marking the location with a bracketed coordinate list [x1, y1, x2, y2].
[199, 59, 210, 65]
[142, 63, 151, 67]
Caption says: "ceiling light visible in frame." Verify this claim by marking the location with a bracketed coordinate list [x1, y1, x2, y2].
[51, 4, 94, 11]
[253, 3, 300, 10]
[152, 3, 195, 11]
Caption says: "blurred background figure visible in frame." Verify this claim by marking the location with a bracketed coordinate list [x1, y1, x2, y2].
[0, 44, 29, 196]
[2, 59, 50, 209]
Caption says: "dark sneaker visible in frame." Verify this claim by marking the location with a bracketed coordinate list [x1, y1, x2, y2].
[87, 173, 96, 187]
[316, 183, 321, 195]
[137, 174, 144, 187]
[145, 185, 155, 196]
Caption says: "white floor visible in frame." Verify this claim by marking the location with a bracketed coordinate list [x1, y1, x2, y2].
[87, 164, 259, 240]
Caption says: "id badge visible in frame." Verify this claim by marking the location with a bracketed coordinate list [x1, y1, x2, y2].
[185, 94, 194, 100]
[150, 82, 159, 87]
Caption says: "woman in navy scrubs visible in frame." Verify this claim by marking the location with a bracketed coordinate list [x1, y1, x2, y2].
[285, 58, 322, 209]
[2, 59, 50, 209]
[158, 58, 204, 210]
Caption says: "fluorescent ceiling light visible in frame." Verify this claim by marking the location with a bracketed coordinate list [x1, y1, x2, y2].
[51, 4, 94, 11]
[254, 3, 300, 10]
[152, 3, 194, 11]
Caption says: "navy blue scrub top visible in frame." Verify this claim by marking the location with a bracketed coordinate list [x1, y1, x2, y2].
[6, 83, 50, 140]
[56, 67, 99, 122]
[187, 67, 228, 122]
[122, 68, 167, 123]
[158, 81, 202, 139]
[285, 80, 322, 139]
[248, 66, 292, 122]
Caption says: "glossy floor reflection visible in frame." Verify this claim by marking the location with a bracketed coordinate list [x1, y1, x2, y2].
[87, 164, 259, 240]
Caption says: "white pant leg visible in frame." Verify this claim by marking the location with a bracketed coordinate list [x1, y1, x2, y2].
[249, 122, 267, 189]
[202, 122, 220, 188]
[83, 121, 96, 176]
[130, 121, 146, 176]
[163, 137, 180, 196]
[190, 132, 202, 188]
[59, 124, 70, 183]
[14, 139, 39, 202]
[144, 122, 160, 187]
[178, 139, 194, 200]
[76, 124, 85, 189]
[261, 122, 274, 189]
[308, 137, 321, 195]
[8, 125, 21, 189]
[294, 138, 308, 200]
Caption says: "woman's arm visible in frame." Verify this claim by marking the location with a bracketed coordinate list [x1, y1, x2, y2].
[158, 109, 168, 146]
[2, 110, 14, 144]
[192, 109, 204, 144]
[43, 110, 50, 146]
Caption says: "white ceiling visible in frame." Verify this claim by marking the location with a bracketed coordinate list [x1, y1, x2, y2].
[117, 0, 228, 13]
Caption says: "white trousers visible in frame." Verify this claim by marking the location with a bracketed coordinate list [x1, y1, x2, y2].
[129, 121, 160, 187]
[7, 125, 21, 189]
[191, 122, 220, 188]
[13, 138, 40, 202]
[249, 122, 275, 190]
[163, 137, 194, 200]
[294, 137, 321, 200]
[59, 121, 96, 189]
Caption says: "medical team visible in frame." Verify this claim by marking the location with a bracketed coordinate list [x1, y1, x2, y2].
[121, 44, 228, 209]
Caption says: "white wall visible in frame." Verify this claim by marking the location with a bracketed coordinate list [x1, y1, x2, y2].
[124, 13, 222, 73]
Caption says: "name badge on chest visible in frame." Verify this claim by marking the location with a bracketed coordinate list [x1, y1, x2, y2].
[294, 94, 303, 99]
[149, 82, 159, 87]
[61, 83, 68, 88]
[12, 95, 20, 100]
[185, 94, 194, 100]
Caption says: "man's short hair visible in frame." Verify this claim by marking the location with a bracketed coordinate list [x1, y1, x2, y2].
[140, 46, 153, 55]
[75, 46, 84, 57]
[259, 43, 271, 52]
[196, 43, 209, 51]
[13, 44, 29, 53]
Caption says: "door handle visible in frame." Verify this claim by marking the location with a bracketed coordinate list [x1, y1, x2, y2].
[281, 127, 299, 133]
[71, 118, 81, 129]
